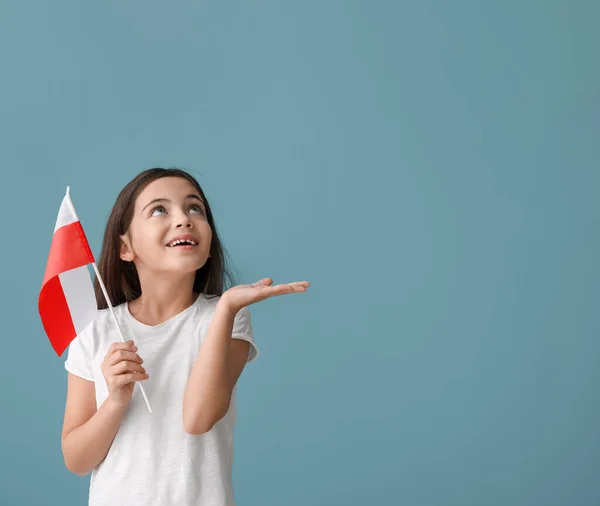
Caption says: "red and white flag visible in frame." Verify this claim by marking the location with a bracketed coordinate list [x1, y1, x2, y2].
[38, 187, 99, 356]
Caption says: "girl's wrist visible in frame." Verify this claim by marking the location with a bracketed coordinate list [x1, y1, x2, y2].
[216, 296, 239, 318]
[105, 394, 130, 412]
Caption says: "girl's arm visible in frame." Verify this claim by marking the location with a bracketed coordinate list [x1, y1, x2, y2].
[61, 374, 128, 475]
[183, 301, 250, 435]
[183, 279, 309, 434]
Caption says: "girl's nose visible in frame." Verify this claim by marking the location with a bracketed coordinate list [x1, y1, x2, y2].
[174, 209, 193, 228]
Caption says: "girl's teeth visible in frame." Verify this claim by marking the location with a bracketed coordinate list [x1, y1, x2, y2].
[169, 239, 196, 247]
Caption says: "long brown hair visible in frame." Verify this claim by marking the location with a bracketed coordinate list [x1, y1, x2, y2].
[93, 167, 236, 309]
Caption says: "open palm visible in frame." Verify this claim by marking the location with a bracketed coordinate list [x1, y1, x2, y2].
[221, 277, 310, 313]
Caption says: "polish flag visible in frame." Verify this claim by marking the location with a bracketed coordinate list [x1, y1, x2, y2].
[38, 187, 99, 356]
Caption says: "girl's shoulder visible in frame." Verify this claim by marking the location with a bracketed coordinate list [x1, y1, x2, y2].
[200, 292, 222, 307]
[94, 304, 125, 330]
[73, 304, 125, 346]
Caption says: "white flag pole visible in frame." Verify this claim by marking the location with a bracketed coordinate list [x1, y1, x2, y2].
[66, 186, 153, 414]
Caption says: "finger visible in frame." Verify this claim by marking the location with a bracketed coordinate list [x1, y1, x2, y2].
[288, 281, 310, 288]
[269, 284, 306, 295]
[105, 340, 137, 359]
[251, 278, 273, 287]
[271, 281, 310, 292]
[113, 361, 146, 375]
[281, 282, 309, 290]
[117, 373, 150, 386]
[107, 350, 144, 367]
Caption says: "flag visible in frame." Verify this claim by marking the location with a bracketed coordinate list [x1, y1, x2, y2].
[38, 187, 98, 356]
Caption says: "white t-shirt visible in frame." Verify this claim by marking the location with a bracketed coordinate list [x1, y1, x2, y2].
[64, 293, 259, 506]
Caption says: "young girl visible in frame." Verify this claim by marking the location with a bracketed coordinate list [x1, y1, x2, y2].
[61, 167, 309, 506]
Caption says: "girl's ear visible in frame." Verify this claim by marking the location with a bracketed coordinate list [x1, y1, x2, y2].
[119, 233, 135, 262]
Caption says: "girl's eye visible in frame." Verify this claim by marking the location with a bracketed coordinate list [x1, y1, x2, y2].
[150, 205, 166, 216]
[189, 204, 205, 214]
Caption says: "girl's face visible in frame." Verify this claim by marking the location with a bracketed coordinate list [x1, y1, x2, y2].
[119, 177, 212, 276]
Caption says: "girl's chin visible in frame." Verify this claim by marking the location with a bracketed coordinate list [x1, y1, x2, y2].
[161, 253, 208, 268]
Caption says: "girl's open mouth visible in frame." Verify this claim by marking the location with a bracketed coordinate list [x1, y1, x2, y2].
[167, 239, 198, 250]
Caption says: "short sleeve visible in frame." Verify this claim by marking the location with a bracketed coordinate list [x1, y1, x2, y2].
[64, 328, 95, 382]
[232, 306, 259, 363]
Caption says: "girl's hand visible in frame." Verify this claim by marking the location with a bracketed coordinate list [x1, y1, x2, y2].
[101, 340, 149, 408]
[221, 277, 310, 313]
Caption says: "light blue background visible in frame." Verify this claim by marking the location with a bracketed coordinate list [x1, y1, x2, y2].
[1, 1, 598, 505]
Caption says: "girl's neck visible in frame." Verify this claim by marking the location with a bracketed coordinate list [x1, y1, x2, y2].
[128, 273, 199, 326]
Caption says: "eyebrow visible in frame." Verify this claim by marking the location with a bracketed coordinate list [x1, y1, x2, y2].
[142, 194, 205, 212]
